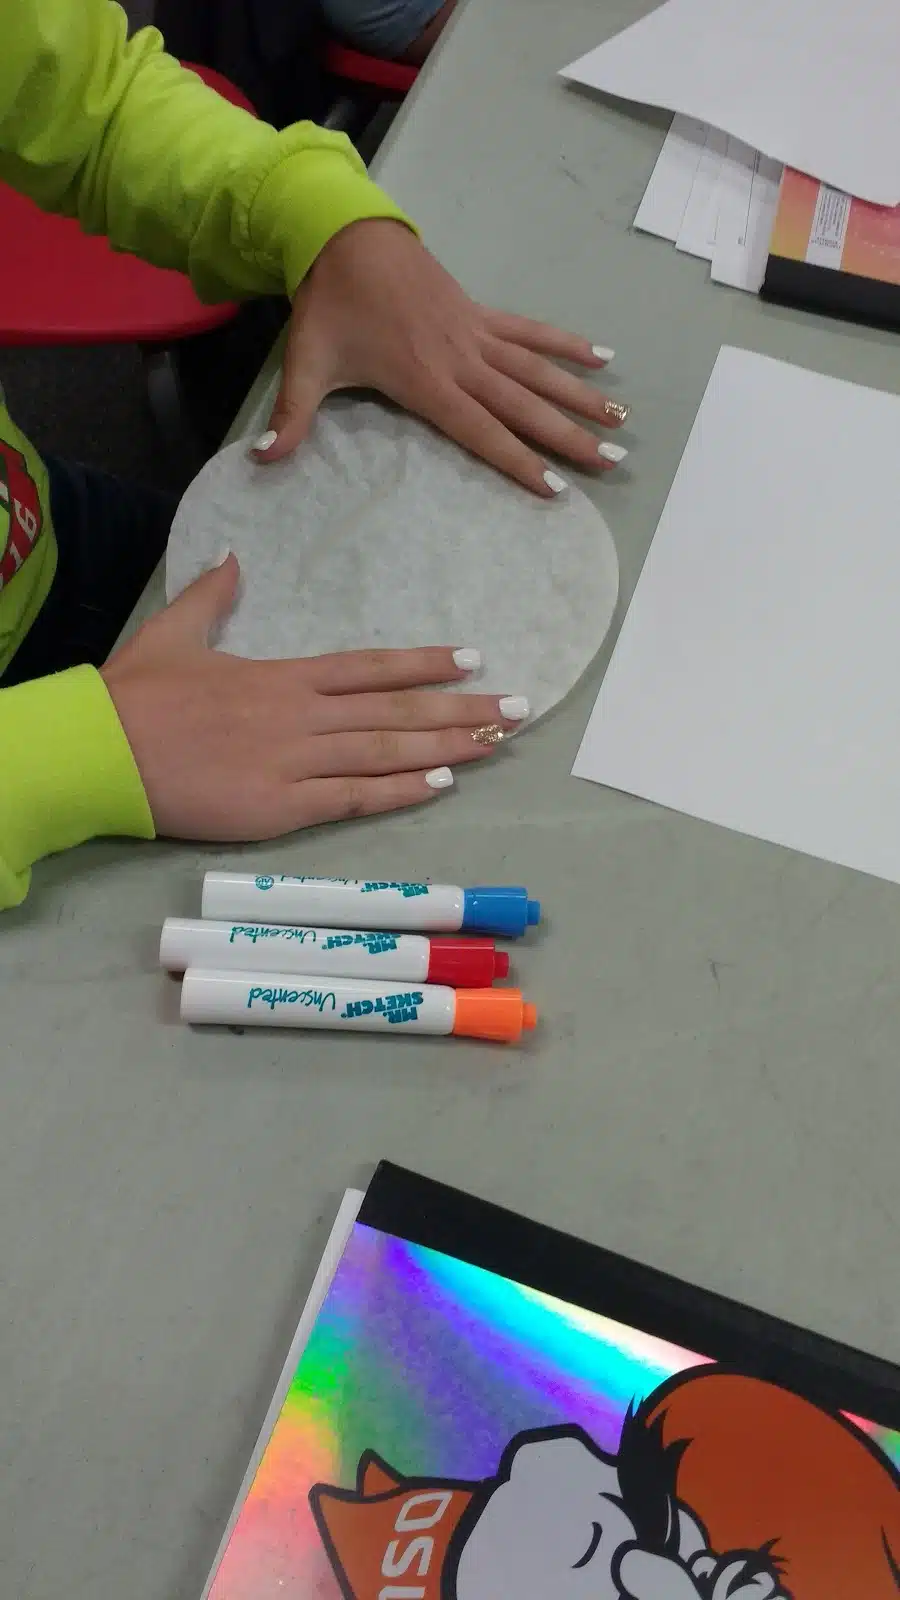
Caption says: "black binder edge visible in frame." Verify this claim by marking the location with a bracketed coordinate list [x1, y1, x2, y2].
[360, 1162, 900, 1433]
[762, 251, 900, 336]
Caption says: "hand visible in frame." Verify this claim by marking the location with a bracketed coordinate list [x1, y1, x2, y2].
[256, 220, 628, 496]
[689, 1551, 788, 1600]
[619, 1547, 787, 1600]
[101, 554, 526, 840]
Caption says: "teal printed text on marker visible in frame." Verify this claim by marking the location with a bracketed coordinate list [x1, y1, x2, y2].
[279, 875, 357, 886]
[231, 926, 400, 955]
[230, 924, 318, 946]
[247, 986, 337, 1013]
[360, 882, 430, 898]
[341, 991, 425, 1024]
[321, 932, 399, 954]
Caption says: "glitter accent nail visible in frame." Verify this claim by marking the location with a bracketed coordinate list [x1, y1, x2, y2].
[603, 401, 631, 425]
[472, 725, 506, 746]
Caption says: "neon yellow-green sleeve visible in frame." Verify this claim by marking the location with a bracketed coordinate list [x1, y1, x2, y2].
[1, 0, 410, 299]
[0, 0, 413, 907]
[0, 669, 153, 908]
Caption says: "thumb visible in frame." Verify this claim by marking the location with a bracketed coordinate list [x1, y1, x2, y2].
[157, 549, 241, 649]
[253, 325, 333, 464]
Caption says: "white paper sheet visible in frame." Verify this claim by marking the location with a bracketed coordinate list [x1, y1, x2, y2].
[573, 347, 900, 888]
[562, 0, 900, 207]
[711, 144, 782, 292]
[675, 125, 727, 259]
[633, 113, 707, 241]
[709, 134, 757, 265]
[633, 121, 781, 293]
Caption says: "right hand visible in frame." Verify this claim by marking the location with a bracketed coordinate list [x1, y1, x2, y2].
[100, 553, 526, 840]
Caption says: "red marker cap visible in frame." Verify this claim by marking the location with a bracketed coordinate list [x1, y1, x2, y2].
[426, 937, 510, 987]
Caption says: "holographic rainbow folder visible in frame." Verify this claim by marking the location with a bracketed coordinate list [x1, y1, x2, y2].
[203, 1165, 900, 1600]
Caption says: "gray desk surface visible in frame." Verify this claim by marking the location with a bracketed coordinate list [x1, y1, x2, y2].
[4, 2, 900, 1596]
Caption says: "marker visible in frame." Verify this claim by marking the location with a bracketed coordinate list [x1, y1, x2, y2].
[201, 874, 542, 939]
[160, 919, 510, 987]
[181, 969, 538, 1044]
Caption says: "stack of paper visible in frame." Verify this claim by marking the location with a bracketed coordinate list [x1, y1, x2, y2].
[561, 0, 900, 208]
[633, 114, 782, 294]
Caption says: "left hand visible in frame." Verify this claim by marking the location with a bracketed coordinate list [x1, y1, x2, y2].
[255, 219, 628, 497]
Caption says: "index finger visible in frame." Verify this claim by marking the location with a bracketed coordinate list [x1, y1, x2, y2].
[305, 646, 480, 696]
[483, 308, 612, 369]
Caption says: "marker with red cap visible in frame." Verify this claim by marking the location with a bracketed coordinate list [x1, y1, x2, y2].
[160, 919, 509, 987]
[181, 970, 537, 1044]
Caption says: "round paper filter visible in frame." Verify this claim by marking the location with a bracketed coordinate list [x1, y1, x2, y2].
[166, 399, 619, 721]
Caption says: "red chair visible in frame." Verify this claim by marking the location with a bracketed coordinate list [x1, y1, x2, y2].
[325, 42, 419, 99]
[0, 64, 255, 347]
[323, 41, 419, 133]
[0, 64, 257, 459]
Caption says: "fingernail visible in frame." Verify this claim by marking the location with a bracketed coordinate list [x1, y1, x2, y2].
[499, 696, 530, 722]
[543, 470, 569, 496]
[603, 401, 630, 425]
[472, 725, 506, 747]
[453, 648, 483, 672]
[599, 442, 628, 465]
[213, 543, 232, 568]
[592, 345, 615, 363]
[253, 429, 278, 454]
[425, 766, 454, 790]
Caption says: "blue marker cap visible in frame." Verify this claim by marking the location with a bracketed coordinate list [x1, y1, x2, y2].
[461, 887, 542, 939]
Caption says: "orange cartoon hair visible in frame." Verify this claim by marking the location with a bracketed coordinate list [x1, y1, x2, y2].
[642, 1371, 900, 1600]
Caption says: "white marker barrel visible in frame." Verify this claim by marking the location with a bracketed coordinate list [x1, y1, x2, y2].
[161, 919, 430, 979]
[181, 969, 456, 1034]
[201, 873, 464, 931]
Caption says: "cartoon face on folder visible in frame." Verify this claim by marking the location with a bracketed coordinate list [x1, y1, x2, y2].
[311, 1368, 900, 1600]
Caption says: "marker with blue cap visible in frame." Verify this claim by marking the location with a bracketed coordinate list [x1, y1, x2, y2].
[201, 873, 541, 939]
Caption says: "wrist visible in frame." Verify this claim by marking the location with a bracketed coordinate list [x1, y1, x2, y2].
[0, 667, 154, 880]
[254, 150, 415, 296]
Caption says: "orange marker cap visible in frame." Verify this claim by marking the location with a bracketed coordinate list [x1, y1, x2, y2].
[451, 988, 538, 1044]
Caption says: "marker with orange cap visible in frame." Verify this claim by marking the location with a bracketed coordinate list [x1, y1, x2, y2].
[180, 969, 537, 1044]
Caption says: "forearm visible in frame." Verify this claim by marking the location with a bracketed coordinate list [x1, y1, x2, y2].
[0, 0, 410, 301]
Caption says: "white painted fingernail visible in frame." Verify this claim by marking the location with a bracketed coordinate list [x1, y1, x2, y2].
[253, 429, 278, 454]
[425, 767, 454, 790]
[453, 648, 482, 672]
[213, 543, 232, 568]
[543, 470, 569, 495]
[499, 696, 530, 722]
[599, 442, 628, 465]
[592, 345, 615, 363]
